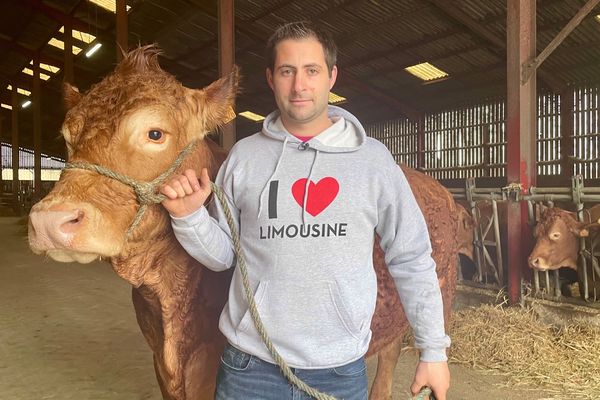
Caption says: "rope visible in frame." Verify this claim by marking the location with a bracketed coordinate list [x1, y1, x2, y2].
[413, 387, 435, 400]
[63, 139, 433, 400]
[212, 183, 434, 400]
[63, 139, 200, 237]
[211, 182, 338, 400]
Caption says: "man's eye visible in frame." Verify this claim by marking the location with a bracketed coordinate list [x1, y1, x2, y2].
[148, 129, 163, 141]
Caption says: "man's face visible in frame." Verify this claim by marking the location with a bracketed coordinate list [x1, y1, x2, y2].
[267, 37, 337, 130]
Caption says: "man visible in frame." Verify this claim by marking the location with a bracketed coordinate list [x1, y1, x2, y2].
[160, 21, 450, 400]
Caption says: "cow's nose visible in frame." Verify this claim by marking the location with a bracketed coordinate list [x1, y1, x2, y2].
[28, 209, 85, 251]
[59, 209, 86, 233]
[528, 256, 540, 268]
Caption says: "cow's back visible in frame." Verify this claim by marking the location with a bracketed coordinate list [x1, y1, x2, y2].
[402, 165, 458, 324]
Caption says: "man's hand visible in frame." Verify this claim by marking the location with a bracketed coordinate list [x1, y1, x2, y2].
[410, 360, 450, 400]
[160, 168, 212, 218]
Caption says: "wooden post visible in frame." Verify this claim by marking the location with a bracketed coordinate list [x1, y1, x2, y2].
[64, 20, 74, 84]
[0, 115, 3, 194]
[116, 0, 128, 62]
[11, 84, 19, 213]
[560, 88, 574, 178]
[218, 0, 236, 150]
[33, 54, 42, 201]
[506, 0, 537, 304]
[417, 114, 425, 170]
[482, 124, 490, 177]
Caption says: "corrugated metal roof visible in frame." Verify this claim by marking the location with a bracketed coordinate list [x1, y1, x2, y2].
[2, 0, 600, 157]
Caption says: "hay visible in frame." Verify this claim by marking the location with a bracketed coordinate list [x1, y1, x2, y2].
[449, 304, 600, 399]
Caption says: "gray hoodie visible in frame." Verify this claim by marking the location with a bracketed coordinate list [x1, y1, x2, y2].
[171, 106, 450, 368]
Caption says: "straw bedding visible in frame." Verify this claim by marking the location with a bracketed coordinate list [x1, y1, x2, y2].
[448, 304, 600, 399]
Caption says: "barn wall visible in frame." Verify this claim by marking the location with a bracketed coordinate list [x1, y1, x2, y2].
[365, 83, 600, 184]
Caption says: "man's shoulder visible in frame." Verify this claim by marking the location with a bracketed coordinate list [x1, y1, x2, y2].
[361, 137, 395, 159]
[230, 131, 267, 154]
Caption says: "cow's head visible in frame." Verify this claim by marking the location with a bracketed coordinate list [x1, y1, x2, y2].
[456, 204, 475, 261]
[28, 45, 238, 270]
[528, 207, 598, 271]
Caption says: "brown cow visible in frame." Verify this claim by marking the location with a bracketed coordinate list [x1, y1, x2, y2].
[456, 203, 475, 261]
[528, 205, 600, 298]
[455, 200, 504, 284]
[28, 46, 456, 400]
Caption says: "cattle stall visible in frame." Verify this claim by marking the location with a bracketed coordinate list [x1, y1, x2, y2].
[366, 83, 600, 305]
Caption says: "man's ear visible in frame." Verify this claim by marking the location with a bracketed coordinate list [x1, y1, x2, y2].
[188, 66, 240, 137]
[266, 68, 274, 91]
[329, 65, 338, 90]
[63, 83, 82, 110]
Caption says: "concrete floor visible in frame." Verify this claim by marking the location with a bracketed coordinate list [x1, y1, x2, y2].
[0, 216, 546, 399]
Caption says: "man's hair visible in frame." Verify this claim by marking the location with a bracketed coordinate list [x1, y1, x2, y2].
[265, 21, 337, 75]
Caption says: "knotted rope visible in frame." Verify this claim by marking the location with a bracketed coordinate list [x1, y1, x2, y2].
[63, 139, 433, 400]
[63, 139, 200, 237]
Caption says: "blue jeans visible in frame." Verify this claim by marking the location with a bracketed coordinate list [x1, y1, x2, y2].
[215, 343, 368, 400]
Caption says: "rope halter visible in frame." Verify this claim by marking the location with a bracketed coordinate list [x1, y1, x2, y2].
[63, 139, 200, 238]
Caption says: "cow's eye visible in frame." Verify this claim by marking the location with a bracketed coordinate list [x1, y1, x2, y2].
[148, 129, 163, 141]
[551, 232, 561, 240]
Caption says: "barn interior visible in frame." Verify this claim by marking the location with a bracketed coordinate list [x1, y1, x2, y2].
[1, 0, 600, 399]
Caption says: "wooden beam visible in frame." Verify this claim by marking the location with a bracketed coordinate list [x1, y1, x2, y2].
[0, 116, 3, 194]
[339, 73, 422, 122]
[560, 88, 574, 178]
[429, 0, 566, 92]
[358, 42, 483, 79]
[417, 116, 425, 170]
[218, 0, 235, 150]
[0, 38, 71, 71]
[22, 0, 111, 33]
[32, 55, 42, 200]
[506, 0, 536, 305]
[11, 83, 19, 209]
[116, 0, 128, 61]
[522, 0, 600, 83]
[429, 0, 504, 47]
[63, 20, 74, 84]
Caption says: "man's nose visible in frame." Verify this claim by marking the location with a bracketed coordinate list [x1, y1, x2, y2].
[293, 72, 306, 93]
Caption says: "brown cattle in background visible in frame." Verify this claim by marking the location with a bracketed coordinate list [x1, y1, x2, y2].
[529, 205, 600, 299]
[27, 46, 457, 400]
[456, 203, 475, 261]
[455, 199, 505, 284]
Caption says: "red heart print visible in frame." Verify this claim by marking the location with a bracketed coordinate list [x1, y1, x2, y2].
[291, 177, 339, 217]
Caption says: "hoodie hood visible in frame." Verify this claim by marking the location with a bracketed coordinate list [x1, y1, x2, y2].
[261, 105, 366, 153]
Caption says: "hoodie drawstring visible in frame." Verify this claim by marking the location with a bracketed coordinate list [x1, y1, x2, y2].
[302, 148, 319, 225]
[257, 136, 289, 220]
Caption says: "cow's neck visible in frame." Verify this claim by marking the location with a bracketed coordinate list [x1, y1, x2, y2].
[111, 231, 196, 302]
[112, 232, 225, 400]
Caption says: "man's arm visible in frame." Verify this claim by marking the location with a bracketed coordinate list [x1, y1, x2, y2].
[374, 158, 450, 399]
[161, 163, 237, 272]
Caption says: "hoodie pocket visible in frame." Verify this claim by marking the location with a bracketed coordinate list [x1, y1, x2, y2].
[237, 280, 269, 333]
[328, 281, 365, 341]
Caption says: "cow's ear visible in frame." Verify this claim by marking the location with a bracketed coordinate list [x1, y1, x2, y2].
[576, 221, 600, 237]
[536, 203, 549, 222]
[189, 66, 240, 137]
[63, 83, 82, 110]
[577, 228, 590, 238]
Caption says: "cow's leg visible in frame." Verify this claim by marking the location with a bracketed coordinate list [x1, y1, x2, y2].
[153, 355, 174, 400]
[369, 335, 403, 400]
